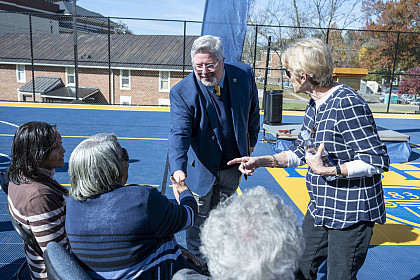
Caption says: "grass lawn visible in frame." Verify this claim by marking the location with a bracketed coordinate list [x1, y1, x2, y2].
[257, 82, 418, 114]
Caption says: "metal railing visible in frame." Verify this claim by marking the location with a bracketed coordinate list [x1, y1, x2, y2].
[0, 11, 418, 113]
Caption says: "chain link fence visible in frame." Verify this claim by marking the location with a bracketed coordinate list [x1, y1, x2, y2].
[243, 24, 420, 114]
[0, 11, 419, 113]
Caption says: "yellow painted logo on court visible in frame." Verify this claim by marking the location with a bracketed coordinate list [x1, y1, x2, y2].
[267, 162, 420, 245]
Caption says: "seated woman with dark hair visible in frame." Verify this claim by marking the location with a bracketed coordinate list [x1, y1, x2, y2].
[65, 133, 198, 280]
[7, 121, 69, 280]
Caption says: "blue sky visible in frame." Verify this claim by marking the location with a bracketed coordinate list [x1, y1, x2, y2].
[77, 0, 207, 35]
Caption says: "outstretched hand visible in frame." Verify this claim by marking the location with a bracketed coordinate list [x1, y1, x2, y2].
[227, 156, 258, 176]
[172, 170, 186, 184]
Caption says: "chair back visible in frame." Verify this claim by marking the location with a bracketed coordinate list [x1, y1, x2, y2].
[44, 242, 91, 280]
[7, 206, 43, 256]
[0, 171, 8, 195]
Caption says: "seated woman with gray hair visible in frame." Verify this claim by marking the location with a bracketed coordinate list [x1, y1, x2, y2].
[173, 186, 304, 280]
[65, 133, 198, 280]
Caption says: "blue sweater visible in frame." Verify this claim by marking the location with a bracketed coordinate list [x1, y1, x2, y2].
[65, 184, 197, 279]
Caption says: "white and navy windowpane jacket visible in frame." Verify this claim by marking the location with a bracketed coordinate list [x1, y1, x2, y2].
[290, 85, 390, 229]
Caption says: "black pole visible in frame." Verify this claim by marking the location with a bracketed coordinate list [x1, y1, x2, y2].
[161, 152, 170, 195]
[29, 14, 35, 102]
[183, 21, 186, 78]
[73, 0, 79, 102]
[326, 28, 330, 44]
[252, 25, 258, 71]
[386, 31, 400, 113]
[262, 36, 271, 110]
[108, 17, 112, 104]
[281, 65, 284, 90]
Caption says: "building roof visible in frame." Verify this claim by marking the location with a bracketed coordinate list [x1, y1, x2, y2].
[19, 76, 99, 100]
[19, 76, 63, 93]
[0, 33, 197, 71]
[43, 86, 99, 100]
[56, 1, 104, 17]
[0, 0, 59, 13]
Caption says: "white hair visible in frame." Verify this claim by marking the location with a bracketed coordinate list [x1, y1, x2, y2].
[69, 133, 124, 201]
[200, 186, 304, 280]
[191, 35, 224, 65]
[281, 37, 334, 88]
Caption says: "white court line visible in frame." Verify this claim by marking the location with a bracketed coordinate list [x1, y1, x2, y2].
[0, 121, 18, 127]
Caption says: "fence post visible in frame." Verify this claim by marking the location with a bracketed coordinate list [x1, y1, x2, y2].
[325, 27, 330, 44]
[386, 31, 400, 113]
[183, 21, 186, 78]
[108, 17, 112, 104]
[262, 36, 271, 110]
[73, 0, 79, 102]
[29, 14, 35, 102]
[252, 25, 258, 72]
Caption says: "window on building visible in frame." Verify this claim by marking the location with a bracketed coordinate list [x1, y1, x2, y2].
[159, 71, 170, 92]
[120, 69, 131, 90]
[267, 69, 271, 76]
[269, 53, 272, 63]
[66, 67, 75, 85]
[120, 96, 132, 105]
[16, 65, 26, 83]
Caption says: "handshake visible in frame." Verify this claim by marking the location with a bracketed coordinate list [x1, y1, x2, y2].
[170, 176, 190, 204]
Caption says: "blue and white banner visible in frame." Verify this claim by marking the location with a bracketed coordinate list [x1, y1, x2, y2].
[201, 0, 250, 63]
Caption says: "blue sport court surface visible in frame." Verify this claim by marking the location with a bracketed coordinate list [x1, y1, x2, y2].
[1, 102, 420, 279]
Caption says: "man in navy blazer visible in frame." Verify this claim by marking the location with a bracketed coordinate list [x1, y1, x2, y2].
[169, 35, 260, 257]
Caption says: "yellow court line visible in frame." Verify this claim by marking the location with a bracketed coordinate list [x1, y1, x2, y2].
[61, 183, 159, 187]
[168, 184, 243, 196]
[0, 134, 167, 141]
[2, 102, 420, 119]
[117, 136, 167, 141]
[386, 214, 420, 229]
[373, 113, 420, 119]
[0, 102, 170, 112]
[62, 135, 167, 141]
[236, 187, 243, 196]
[405, 207, 420, 219]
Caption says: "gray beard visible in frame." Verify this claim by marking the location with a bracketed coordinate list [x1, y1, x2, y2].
[200, 76, 217, 87]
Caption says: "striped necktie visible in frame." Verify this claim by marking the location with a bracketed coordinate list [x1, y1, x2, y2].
[214, 85, 221, 96]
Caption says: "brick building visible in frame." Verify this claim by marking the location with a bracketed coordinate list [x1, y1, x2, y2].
[255, 50, 290, 86]
[0, 33, 197, 105]
[0, 0, 116, 35]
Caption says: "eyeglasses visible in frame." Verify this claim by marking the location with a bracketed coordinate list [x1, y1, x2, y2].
[121, 148, 129, 162]
[285, 69, 291, 78]
[194, 61, 220, 72]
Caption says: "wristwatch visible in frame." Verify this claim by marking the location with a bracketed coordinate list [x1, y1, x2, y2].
[335, 165, 342, 178]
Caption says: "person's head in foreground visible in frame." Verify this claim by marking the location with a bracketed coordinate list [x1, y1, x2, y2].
[8, 121, 65, 183]
[191, 35, 225, 87]
[281, 37, 334, 94]
[69, 133, 129, 200]
[200, 186, 304, 280]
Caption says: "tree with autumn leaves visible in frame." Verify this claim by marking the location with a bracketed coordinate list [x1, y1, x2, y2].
[399, 66, 420, 97]
[357, 0, 419, 86]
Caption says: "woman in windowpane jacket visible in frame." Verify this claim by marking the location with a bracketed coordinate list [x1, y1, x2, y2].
[228, 37, 390, 280]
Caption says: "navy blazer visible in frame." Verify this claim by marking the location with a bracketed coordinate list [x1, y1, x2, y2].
[168, 63, 260, 196]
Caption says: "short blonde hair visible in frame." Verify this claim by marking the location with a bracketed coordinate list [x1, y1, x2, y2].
[281, 37, 334, 88]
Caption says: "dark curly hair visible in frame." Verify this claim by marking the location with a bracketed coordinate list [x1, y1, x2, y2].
[8, 121, 60, 184]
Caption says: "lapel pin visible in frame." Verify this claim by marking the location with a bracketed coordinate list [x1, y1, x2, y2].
[233, 78, 237, 82]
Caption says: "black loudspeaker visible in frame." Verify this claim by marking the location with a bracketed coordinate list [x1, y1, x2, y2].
[263, 90, 283, 125]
